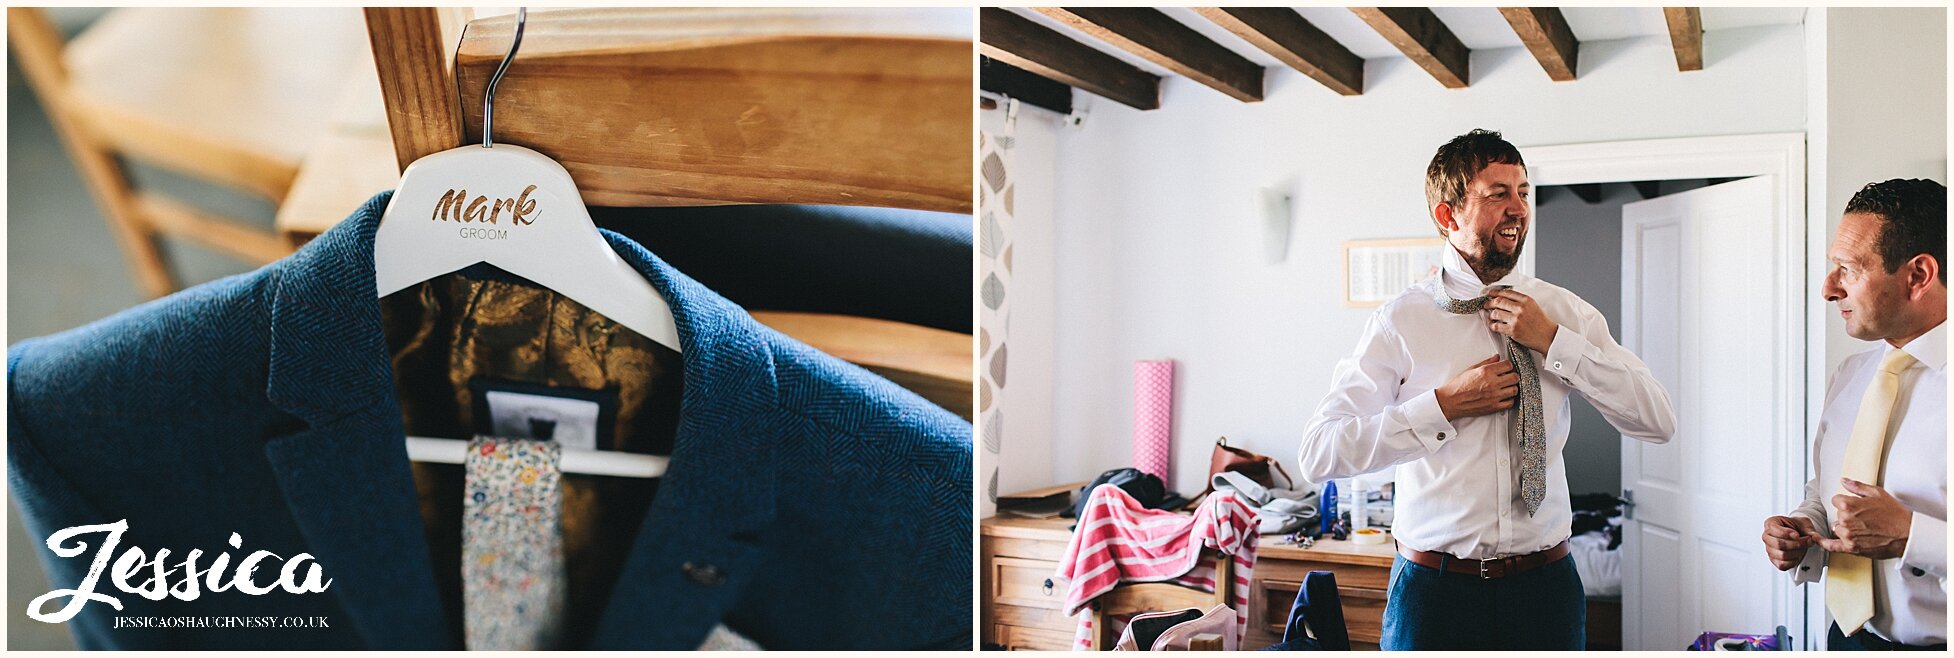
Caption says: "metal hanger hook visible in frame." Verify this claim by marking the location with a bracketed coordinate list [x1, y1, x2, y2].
[482, 7, 527, 148]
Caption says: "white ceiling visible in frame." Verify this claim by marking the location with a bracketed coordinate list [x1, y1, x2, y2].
[1005, 7, 1808, 76]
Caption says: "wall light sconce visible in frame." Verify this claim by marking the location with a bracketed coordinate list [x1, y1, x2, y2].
[1259, 186, 1293, 264]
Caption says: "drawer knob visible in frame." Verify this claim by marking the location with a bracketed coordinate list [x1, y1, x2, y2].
[1042, 578, 1055, 595]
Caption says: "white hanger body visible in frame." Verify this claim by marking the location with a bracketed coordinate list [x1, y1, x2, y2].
[374, 143, 682, 350]
[404, 436, 668, 478]
[377, 144, 681, 480]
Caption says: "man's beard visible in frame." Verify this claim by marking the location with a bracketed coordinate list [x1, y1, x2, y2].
[1467, 233, 1523, 283]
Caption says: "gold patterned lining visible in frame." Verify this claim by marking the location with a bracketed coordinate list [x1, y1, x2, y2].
[382, 272, 682, 646]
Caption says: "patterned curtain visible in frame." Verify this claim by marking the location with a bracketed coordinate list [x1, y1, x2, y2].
[978, 119, 1016, 516]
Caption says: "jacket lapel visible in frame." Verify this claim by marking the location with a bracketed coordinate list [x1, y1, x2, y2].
[262, 413, 451, 648]
[586, 225, 782, 649]
[264, 192, 784, 649]
[263, 191, 450, 648]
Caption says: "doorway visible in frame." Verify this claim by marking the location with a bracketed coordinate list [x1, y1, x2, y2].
[1524, 134, 1812, 650]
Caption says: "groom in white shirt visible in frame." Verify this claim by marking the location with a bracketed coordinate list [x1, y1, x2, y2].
[1761, 178, 1945, 651]
[1299, 129, 1677, 649]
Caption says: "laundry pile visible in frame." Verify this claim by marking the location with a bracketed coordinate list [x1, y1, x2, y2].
[1055, 486, 1258, 650]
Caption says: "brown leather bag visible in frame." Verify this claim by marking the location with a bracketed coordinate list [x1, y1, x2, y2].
[1201, 436, 1293, 497]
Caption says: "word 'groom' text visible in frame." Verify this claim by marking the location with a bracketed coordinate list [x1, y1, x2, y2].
[27, 520, 331, 624]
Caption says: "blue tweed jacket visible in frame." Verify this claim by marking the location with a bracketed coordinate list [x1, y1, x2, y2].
[7, 192, 973, 650]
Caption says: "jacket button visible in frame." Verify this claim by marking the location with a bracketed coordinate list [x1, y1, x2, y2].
[683, 562, 727, 586]
[1553, 361, 1563, 370]
[1911, 567, 1926, 577]
[1437, 432, 1447, 441]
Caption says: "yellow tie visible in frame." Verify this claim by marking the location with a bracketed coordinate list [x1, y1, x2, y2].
[1825, 348, 1919, 635]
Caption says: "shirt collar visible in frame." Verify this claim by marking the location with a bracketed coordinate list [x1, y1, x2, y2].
[1893, 321, 1947, 371]
[1440, 242, 1519, 299]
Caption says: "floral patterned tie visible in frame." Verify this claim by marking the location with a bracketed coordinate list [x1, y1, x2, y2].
[1420, 278, 1547, 516]
[463, 437, 566, 650]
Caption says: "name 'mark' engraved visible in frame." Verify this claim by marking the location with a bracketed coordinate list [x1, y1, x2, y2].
[431, 185, 539, 225]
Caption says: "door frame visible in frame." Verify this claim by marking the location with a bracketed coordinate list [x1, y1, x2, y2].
[1520, 132, 1814, 648]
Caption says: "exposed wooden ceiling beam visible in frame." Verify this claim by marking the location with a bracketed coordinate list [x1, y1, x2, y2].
[980, 8, 1160, 111]
[1664, 7, 1703, 71]
[1192, 7, 1362, 96]
[1499, 7, 1579, 82]
[1350, 7, 1470, 89]
[1033, 8, 1263, 102]
[980, 56, 1073, 115]
[1633, 180, 1661, 199]
[1568, 183, 1604, 204]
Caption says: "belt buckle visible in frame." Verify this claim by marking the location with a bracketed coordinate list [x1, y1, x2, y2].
[1478, 557, 1496, 580]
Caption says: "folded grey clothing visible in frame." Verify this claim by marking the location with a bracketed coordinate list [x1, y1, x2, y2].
[1254, 489, 1321, 534]
[1257, 512, 1308, 535]
[1212, 471, 1271, 507]
[1262, 495, 1317, 516]
[1266, 487, 1317, 502]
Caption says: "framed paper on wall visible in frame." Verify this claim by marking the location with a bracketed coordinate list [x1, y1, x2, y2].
[1342, 237, 1446, 307]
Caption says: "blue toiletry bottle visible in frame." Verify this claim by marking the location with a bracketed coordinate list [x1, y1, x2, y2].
[1321, 480, 1338, 536]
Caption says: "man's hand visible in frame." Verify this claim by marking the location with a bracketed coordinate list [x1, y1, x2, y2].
[1435, 354, 1518, 422]
[1484, 288, 1559, 353]
[1816, 478, 1913, 560]
[1762, 515, 1818, 571]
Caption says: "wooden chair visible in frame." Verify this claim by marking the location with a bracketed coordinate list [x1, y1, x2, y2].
[1088, 551, 1233, 650]
[353, 8, 974, 416]
[6, 8, 369, 298]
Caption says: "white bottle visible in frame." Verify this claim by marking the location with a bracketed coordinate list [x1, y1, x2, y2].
[1351, 480, 1369, 532]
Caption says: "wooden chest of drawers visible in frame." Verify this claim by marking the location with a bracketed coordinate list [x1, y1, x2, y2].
[1250, 538, 1395, 650]
[981, 515, 1393, 651]
[981, 515, 1621, 651]
[980, 516, 1077, 650]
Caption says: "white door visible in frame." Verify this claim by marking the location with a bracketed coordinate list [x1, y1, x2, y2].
[1619, 176, 1791, 650]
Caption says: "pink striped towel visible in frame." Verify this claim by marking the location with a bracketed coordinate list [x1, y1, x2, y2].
[1055, 487, 1258, 650]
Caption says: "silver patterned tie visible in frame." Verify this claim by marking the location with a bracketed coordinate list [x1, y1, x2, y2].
[1419, 278, 1547, 516]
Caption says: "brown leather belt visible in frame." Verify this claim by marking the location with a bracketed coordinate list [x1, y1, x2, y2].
[1397, 541, 1570, 580]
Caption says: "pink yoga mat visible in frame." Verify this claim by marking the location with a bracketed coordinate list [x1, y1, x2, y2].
[1133, 359, 1175, 483]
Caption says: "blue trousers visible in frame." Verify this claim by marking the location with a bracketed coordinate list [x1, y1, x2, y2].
[1380, 553, 1586, 650]
[1828, 623, 1948, 651]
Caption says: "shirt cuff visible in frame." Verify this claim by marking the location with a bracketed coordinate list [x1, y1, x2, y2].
[1541, 324, 1592, 384]
[1902, 512, 1946, 580]
[1793, 545, 1825, 585]
[1402, 390, 1459, 454]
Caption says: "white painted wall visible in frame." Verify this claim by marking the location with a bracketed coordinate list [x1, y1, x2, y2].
[1042, 25, 1811, 495]
[1809, 8, 1948, 380]
[980, 102, 1062, 509]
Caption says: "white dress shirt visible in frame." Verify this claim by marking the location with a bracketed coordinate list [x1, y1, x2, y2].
[1300, 245, 1677, 559]
[1788, 321, 1946, 646]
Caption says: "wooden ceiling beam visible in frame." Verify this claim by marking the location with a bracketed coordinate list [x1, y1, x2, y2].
[980, 8, 1160, 111]
[1192, 7, 1362, 96]
[1664, 7, 1703, 71]
[980, 56, 1073, 115]
[1499, 7, 1579, 82]
[1350, 7, 1470, 89]
[1032, 7, 1263, 102]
